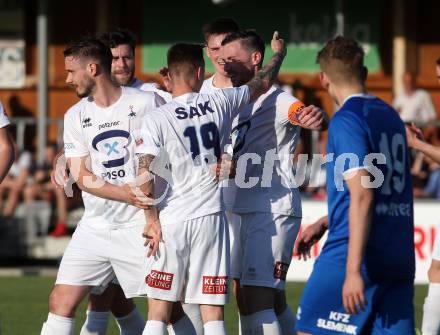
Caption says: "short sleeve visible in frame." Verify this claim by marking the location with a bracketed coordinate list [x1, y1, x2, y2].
[329, 111, 370, 176]
[63, 110, 89, 157]
[135, 113, 164, 157]
[276, 93, 305, 126]
[0, 103, 10, 128]
[218, 86, 251, 119]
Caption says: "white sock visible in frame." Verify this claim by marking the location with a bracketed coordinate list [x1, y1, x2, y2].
[116, 307, 145, 335]
[168, 314, 197, 335]
[181, 303, 203, 335]
[422, 283, 440, 335]
[249, 309, 282, 335]
[142, 320, 167, 335]
[80, 310, 109, 335]
[277, 306, 296, 335]
[239, 314, 252, 335]
[203, 320, 227, 335]
[41, 313, 75, 335]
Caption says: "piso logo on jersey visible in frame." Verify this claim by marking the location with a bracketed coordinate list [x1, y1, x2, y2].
[82, 117, 92, 128]
[202, 276, 228, 294]
[146, 270, 174, 290]
[92, 129, 131, 176]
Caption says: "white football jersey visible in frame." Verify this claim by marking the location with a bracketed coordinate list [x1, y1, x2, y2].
[63, 86, 165, 227]
[136, 86, 250, 224]
[200, 76, 222, 94]
[0, 102, 10, 128]
[132, 79, 172, 102]
[229, 86, 303, 217]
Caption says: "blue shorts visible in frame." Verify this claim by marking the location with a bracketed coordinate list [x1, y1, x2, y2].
[296, 260, 415, 335]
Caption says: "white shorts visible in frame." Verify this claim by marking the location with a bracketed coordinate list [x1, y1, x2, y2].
[138, 212, 230, 305]
[56, 222, 145, 299]
[238, 212, 301, 290]
[433, 224, 440, 261]
[226, 211, 241, 279]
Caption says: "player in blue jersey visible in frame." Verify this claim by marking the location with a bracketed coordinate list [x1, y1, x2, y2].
[295, 36, 415, 335]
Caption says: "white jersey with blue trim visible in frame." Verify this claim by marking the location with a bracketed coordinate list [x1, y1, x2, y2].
[63, 86, 165, 228]
[0, 102, 10, 128]
[136, 86, 250, 224]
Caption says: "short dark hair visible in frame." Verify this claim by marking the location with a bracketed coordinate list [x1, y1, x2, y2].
[167, 43, 204, 78]
[436, 57, 440, 66]
[221, 29, 265, 65]
[99, 28, 137, 53]
[202, 17, 239, 41]
[316, 36, 367, 83]
[64, 37, 112, 74]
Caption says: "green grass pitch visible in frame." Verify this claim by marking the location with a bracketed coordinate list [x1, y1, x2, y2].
[0, 277, 427, 334]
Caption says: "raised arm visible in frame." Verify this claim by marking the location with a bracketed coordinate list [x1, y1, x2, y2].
[246, 31, 287, 102]
[406, 123, 440, 163]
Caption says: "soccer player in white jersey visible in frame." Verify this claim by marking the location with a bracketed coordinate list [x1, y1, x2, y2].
[0, 102, 14, 184]
[218, 30, 327, 335]
[135, 32, 288, 335]
[39, 37, 165, 335]
[75, 28, 201, 335]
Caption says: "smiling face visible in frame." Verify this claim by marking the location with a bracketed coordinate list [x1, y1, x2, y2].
[205, 33, 230, 76]
[219, 40, 257, 87]
[110, 44, 135, 86]
[64, 56, 95, 98]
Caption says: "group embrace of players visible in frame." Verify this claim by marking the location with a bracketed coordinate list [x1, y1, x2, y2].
[38, 17, 424, 335]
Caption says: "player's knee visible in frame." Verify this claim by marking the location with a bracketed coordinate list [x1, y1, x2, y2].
[48, 288, 76, 317]
[428, 260, 440, 283]
[241, 286, 276, 315]
[199, 304, 223, 323]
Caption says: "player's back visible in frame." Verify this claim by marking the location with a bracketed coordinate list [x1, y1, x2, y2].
[324, 95, 414, 280]
[139, 87, 250, 224]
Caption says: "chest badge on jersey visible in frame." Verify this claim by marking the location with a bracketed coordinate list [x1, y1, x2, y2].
[287, 101, 305, 126]
[128, 105, 136, 118]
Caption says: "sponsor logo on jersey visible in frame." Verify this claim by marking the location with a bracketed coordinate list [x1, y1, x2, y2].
[174, 101, 215, 120]
[273, 261, 289, 280]
[135, 138, 144, 146]
[375, 202, 411, 217]
[92, 129, 131, 169]
[128, 105, 136, 118]
[316, 311, 357, 334]
[287, 101, 305, 126]
[64, 142, 75, 150]
[82, 117, 92, 128]
[98, 121, 121, 131]
[202, 276, 228, 294]
[146, 270, 174, 290]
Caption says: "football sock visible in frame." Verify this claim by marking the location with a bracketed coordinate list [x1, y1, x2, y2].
[203, 320, 227, 335]
[41, 313, 75, 335]
[79, 310, 109, 335]
[182, 303, 204, 335]
[116, 307, 145, 335]
[142, 320, 167, 335]
[248, 309, 282, 335]
[277, 306, 296, 335]
[422, 283, 440, 335]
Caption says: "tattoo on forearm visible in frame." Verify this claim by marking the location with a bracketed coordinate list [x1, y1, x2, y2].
[247, 52, 285, 97]
[137, 153, 155, 171]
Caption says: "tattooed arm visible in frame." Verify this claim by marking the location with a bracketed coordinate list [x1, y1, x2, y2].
[247, 31, 287, 102]
[138, 153, 161, 257]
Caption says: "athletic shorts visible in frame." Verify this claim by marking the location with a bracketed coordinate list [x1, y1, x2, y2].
[238, 212, 301, 290]
[138, 212, 230, 305]
[432, 224, 440, 261]
[56, 222, 145, 299]
[226, 211, 241, 279]
[296, 260, 415, 335]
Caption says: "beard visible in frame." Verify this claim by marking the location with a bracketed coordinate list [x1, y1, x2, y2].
[111, 69, 134, 86]
[76, 77, 95, 98]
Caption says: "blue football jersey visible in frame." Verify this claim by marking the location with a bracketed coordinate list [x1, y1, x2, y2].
[321, 94, 415, 280]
